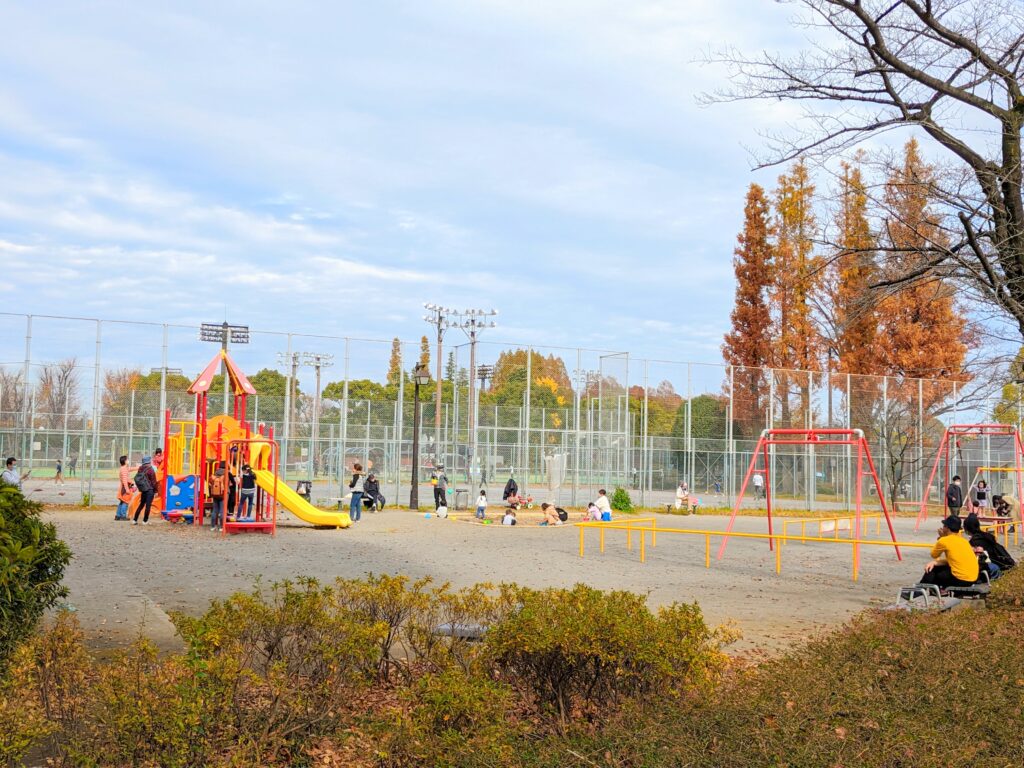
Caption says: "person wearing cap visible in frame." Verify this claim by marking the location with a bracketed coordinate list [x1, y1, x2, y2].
[945, 475, 964, 516]
[132, 455, 158, 525]
[920, 514, 979, 587]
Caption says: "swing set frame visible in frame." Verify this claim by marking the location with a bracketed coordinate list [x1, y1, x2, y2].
[718, 429, 902, 573]
[914, 424, 1024, 531]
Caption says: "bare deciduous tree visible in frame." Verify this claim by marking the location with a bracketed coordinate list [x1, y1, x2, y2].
[706, 1, 1024, 338]
[0, 369, 25, 426]
[37, 359, 82, 430]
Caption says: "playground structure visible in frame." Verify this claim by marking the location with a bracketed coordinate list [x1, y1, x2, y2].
[130, 350, 352, 532]
[717, 429, 902, 578]
[914, 424, 1024, 531]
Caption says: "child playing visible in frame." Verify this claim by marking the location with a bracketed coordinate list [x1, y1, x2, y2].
[475, 489, 488, 520]
[502, 509, 517, 526]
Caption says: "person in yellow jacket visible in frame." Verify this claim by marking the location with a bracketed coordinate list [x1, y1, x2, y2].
[920, 515, 979, 587]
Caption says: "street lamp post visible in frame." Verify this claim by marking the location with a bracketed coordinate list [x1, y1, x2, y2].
[300, 352, 334, 482]
[410, 363, 431, 510]
[423, 304, 455, 468]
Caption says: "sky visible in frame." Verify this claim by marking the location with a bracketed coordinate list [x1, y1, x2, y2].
[0, 0, 806, 378]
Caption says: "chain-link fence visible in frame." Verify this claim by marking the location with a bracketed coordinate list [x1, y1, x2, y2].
[0, 311, 1010, 511]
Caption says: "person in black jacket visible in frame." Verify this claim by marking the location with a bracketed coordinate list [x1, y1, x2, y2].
[946, 475, 964, 516]
[502, 475, 518, 503]
[363, 473, 383, 511]
[964, 513, 1016, 576]
[132, 456, 158, 525]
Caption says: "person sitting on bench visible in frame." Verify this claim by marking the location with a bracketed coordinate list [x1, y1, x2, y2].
[964, 512, 1016, 577]
[920, 515, 979, 588]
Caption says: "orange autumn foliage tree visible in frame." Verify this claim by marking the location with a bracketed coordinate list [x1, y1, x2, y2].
[831, 157, 881, 376]
[772, 159, 822, 426]
[876, 139, 971, 396]
[723, 183, 774, 435]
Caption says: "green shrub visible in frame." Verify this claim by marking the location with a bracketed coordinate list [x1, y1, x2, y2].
[484, 584, 733, 723]
[609, 487, 633, 512]
[0, 484, 71, 668]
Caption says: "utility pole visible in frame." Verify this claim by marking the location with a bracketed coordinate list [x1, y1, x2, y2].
[277, 351, 301, 443]
[423, 304, 456, 468]
[299, 352, 334, 482]
[452, 308, 498, 481]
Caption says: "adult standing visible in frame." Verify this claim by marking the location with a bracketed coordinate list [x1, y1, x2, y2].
[946, 475, 964, 517]
[67, 455, 77, 477]
[349, 462, 365, 522]
[132, 455, 157, 525]
[1, 457, 25, 490]
[115, 455, 132, 521]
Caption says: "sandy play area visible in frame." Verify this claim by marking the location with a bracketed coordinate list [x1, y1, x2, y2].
[42, 505, 953, 655]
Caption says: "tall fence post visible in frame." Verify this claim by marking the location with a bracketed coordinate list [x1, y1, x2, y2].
[686, 363, 693, 492]
[641, 359, 648, 508]
[20, 314, 32, 463]
[524, 347, 532, 494]
[159, 324, 168, 420]
[88, 320, 102, 507]
[341, 338, 350, 485]
[395, 350, 405, 505]
[727, 365, 735, 507]
[281, 333, 292, 479]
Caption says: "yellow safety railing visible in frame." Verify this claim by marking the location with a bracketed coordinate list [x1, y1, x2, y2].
[586, 517, 658, 556]
[981, 520, 1020, 548]
[578, 519, 935, 582]
[781, 513, 882, 545]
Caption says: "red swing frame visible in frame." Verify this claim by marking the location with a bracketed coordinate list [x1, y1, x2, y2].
[718, 429, 902, 570]
[914, 423, 1024, 531]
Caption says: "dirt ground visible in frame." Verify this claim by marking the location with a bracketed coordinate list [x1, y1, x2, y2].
[45, 506, 956, 655]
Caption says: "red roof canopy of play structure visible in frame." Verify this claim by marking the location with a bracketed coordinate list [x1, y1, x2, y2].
[188, 350, 257, 396]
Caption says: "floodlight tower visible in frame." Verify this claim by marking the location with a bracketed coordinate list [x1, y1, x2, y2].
[200, 322, 249, 414]
[423, 304, 456, 466]
[452, 308, 498, 476]
[300, 352, 334, 481]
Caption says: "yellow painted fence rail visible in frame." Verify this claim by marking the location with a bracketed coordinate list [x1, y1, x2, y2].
[578, 520, 935, 582]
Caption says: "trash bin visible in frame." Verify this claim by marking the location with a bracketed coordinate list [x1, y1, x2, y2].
[454, 488, 468, 511]
[296, 480, 312, 502]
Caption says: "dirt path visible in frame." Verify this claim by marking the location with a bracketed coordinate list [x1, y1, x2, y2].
[47, 507, 939, 654]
